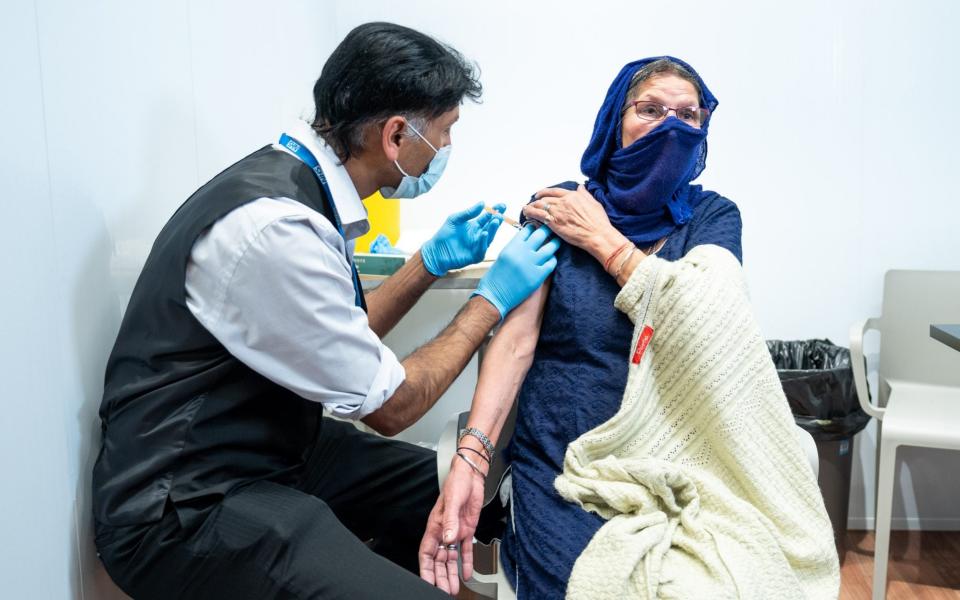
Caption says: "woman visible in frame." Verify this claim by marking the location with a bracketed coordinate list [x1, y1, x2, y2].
[419, 57, 744, 597]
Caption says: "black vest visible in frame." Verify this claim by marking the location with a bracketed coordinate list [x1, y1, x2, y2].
[92, 146, 363, 528]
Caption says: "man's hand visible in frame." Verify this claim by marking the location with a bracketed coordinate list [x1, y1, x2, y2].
[419, 459, 485, 595]
[421, 202, 505, 276]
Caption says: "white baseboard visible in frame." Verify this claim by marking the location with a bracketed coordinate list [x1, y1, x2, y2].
[847, 516, 960, 531]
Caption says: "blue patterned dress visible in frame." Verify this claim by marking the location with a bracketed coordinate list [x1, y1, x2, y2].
[500, 182, 743, 599]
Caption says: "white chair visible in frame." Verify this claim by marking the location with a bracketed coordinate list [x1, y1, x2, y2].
[437, 409, 820, 600]
[849, 269, 960, 600]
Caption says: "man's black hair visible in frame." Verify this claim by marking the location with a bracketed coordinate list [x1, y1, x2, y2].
[312, 22, 482, 161]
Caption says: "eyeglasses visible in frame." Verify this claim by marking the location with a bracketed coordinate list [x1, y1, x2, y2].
[624, 100, 709, 127]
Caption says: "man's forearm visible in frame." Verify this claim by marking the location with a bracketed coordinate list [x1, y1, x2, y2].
[364, 251, 437, 338]
[362, 296, 500, 436]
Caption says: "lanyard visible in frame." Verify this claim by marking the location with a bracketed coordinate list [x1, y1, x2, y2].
[279, 133, 364, 309]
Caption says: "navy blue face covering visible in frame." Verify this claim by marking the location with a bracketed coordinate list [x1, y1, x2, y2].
[580, 57, 719, 246]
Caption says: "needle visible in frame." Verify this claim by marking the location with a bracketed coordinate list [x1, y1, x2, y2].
[484, 206, 521, 229]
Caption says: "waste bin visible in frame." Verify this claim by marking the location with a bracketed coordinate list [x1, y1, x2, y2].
[767, 339, 872, 558]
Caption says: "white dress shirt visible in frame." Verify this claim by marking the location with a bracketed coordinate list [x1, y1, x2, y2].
[185, 120, 405, 420]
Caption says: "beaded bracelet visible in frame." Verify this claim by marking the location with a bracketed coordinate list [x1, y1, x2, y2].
[603, 241, 633, 272]
[459, 427, 495, 461]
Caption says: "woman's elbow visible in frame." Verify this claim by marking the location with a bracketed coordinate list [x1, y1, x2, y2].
[504, 329, 539, 362]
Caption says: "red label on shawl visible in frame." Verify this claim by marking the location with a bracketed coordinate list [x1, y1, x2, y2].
[631, 326, 654, 365]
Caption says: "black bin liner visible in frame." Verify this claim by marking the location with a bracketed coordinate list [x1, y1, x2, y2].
[766, 339, 872, 441]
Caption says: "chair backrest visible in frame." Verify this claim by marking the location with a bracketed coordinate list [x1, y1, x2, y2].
[876, 270, 960, 401]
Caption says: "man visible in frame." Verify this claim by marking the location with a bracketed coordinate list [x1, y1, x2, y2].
[92, 22, 559, 599]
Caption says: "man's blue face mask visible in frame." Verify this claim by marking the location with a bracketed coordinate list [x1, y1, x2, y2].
[380, 122, 451, 199]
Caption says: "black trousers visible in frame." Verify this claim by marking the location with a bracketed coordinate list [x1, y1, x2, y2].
[96, 418, 449, 599]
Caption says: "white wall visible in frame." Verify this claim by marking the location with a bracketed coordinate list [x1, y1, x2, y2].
[1, 1, 336, 597]
[1, 3, 74, 597]
[2, 1, 959, 597]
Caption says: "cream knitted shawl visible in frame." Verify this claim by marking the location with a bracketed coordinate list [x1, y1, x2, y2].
[554, 245, 840, 600]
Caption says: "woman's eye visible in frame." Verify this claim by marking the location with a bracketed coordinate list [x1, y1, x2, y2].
[639, 105, 660, 117]
[678, 109, 697, 122]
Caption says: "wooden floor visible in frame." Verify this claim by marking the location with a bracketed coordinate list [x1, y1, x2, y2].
[841, 530, 960, 599]
[458, 530, 960, 599]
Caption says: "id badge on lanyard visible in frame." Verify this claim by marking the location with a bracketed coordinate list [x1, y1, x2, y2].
[279, 133, 364, 308]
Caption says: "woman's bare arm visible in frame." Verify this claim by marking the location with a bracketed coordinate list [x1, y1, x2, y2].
[418, 279, 550, 591]
[458, 279, 551, 456]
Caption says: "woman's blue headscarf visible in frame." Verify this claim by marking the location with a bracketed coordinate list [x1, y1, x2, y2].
[581, 56, 718, 246]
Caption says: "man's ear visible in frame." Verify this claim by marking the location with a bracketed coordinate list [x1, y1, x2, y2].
[380, 116, 407, 162]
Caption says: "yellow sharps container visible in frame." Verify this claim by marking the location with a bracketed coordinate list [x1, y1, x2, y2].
[355, 190, 401, 252]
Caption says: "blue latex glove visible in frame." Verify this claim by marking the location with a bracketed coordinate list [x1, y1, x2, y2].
[421, 201, 505, 276]
[369, 233, 405, 255]
[473, 224, 561, 319]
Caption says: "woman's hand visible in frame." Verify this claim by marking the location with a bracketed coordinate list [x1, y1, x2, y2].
[418, 456, 485, 596]
[522, 184, 629, 264]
